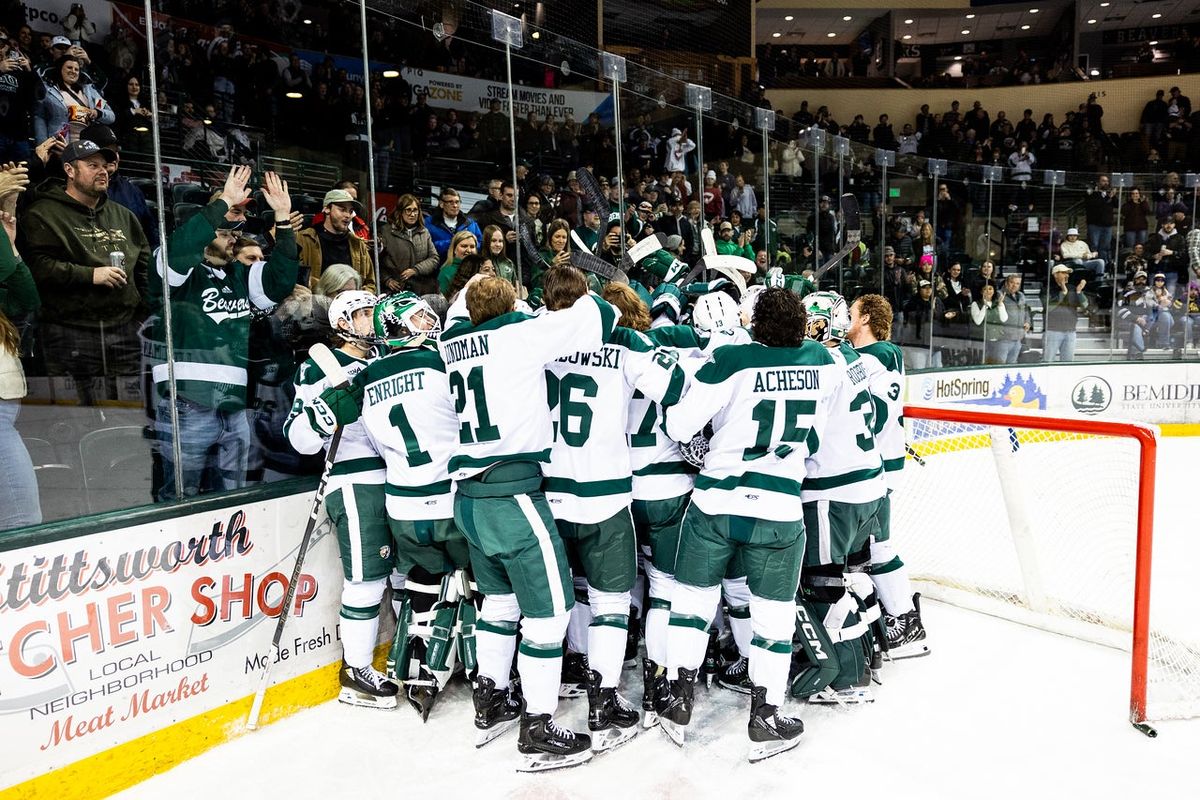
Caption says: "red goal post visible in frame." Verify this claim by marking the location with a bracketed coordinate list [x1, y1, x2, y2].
[900, 404, 1159, 734]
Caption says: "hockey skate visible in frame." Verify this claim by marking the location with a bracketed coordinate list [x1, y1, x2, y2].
[659, 667, 697, 747]
[403, 665, 440, 722]
[641, 659, 671, 729]
[472, 676, 522, 748]
[716, 656, 754, 695]
[700, 629, 722, 688]
[884, 593, 930, 660]
[559, 651, 590, 699]
[337, 661, 399, 709]
[747, 685, 804, 763]
[585, 670, 640, 753]
[808, 671, 874, 706]
[516, 713, 593, 772]
[623, 613, 642, 670]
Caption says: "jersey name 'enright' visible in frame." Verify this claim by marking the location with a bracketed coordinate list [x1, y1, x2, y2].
[365, 371, 426, 405]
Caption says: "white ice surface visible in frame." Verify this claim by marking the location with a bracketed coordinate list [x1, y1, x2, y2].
[113, 440, 1200, 800]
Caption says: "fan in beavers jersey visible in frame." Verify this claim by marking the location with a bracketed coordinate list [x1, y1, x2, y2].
[539, 267, 685, 753]
[439, 274, 619, 772]
[660, 287, 841, 763]
[152, 166, 297, 500]
[846, 294, 929, 658]
[793, 291, 888, 705]
[284, 291, 395, 709]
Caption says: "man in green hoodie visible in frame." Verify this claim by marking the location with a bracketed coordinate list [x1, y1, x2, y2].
[19, 139, 151, 404]
[151, 166, 298, 500]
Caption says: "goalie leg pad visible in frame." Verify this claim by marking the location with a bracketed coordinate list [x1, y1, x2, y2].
[789, 598, 840, 699]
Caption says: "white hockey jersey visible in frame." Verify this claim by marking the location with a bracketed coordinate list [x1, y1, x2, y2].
[356, 345, 459, 521]
[855, 340, 906, 492]
[284, 348, 385, 491]
[544, 326, 685, 523]
[665, 339, 839, 521]
[438, 292, 619, 480]
[800, 341, 887, 504]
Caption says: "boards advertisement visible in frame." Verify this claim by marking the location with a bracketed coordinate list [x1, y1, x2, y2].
[0, 496, 347, 796]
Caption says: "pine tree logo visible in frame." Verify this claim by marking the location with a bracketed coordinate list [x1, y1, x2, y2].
[1071, 376, 1112, 415]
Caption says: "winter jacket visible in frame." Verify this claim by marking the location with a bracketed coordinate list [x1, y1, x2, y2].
[1043, 283, 1089, 332]
[424, 212, 482, 261]
[33, 80, 115, 142]
[379, 222, 439, 295]
[20, 179, 149, 328]
[297, 224, 375, 293]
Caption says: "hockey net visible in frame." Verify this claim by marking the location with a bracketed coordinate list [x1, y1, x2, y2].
[892, 404, 1198, 730]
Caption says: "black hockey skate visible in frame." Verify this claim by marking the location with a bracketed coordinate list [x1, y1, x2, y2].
[884, 592, 931, 660]
[472, 675, 522, 748]
[338, 661, 399, 710]
[585, 670, 640, 753]
[700, 629, 722, 687]
[747, 685, 804, 763]
[623, 612, 642, 669]
[717, 655, 754, 695]
[404, 664, 440, 722]
[559, 651, 590, 699]
[516, 713, 593, 772]
[659, 667, 697, 747]
[641, 658, 671, 729]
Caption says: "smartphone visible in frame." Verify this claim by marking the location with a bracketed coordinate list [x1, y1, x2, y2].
[55, 122, 71, 142]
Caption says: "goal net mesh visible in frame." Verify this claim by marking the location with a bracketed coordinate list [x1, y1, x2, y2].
[893, 410, 1199, 722]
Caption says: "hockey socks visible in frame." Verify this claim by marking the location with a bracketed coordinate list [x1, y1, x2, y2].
[666, 583, 719, 679]
[722, 576, 753, 659]
[747, 597, 795, 708]
[476, 594, 521, 691]
[587, 586, 630, 688]
[340, 578, 386, 669]
[518, 613, 571, 716]
[869, 541, 915, 616]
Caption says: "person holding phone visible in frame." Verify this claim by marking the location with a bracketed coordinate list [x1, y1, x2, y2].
[0, 32, 37, 163]
[33, 54, 114, 143]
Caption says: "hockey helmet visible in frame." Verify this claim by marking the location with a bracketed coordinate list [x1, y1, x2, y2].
[804, 291, 850, 343]
[374, 292, 442, 349]
[692, 291, 741, 334]
[328, 290, 379, 345]
[740, 284, 765, 325]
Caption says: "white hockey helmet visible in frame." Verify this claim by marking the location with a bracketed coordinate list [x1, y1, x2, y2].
[804, 291, 850, 343]
[740, 284, 765, 326]
[373, 291, 441, 349]
[692, 291, 741, 334]
[328, 290, 379, 344]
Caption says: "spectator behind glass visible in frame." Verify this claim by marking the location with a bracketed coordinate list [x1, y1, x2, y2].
[0, 182, 42, 530]
[481, 224, 516, 286]
[1042, 264, 1089, 362]
[151, 168, 298, 501]
[0, 31, 37, 163]
[113, 74, 153, 147]
[19, 139, 149, 405]
[425, 186, 482, 261]
[80, 123, 158, 247]
[437, 229, 478, 298]
[380, 192, 439, 295]
[33, 55, 114, 143]
[297, 188, 375, 292]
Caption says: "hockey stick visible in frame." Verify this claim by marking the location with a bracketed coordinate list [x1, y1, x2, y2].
[574, 167, 610, 216]
[904, 443, 927, 467]
[810, 193, 862, 283]
[246, 342, 348, 731]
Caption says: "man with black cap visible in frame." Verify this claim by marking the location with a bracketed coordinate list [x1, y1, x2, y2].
[80, 122, 157, 247]
[298, 187, 374, 291]
[19, 138, 150, 404]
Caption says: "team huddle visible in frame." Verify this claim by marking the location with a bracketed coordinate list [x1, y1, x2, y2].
[284, 266, 929, 771]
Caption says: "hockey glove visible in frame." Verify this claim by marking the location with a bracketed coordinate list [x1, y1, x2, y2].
[316, 383, 364, 430]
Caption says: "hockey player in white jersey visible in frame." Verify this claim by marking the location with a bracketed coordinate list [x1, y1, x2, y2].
[284, 291, 397, 709]
[540, 267, 686, 752]
[349, 293, 476, 720]
[794, 291, 888, 704]
[439, 274, 620, 771]
[846, 294, 929, 659]
[661, 287, 841, 762]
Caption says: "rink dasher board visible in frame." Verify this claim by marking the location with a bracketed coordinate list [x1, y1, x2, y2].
[0, 488, 372, 800]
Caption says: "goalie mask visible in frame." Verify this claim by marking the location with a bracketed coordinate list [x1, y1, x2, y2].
[374, 292, 442, 349]
[692, 291, 741, 334]
[328, 290, 379, 345]
[804, 291, 850, 343]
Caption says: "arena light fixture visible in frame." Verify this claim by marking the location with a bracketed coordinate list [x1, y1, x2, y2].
[904, 18, 913, 24]
[961, 29, 970, 34]
[302, 18, 311, 25]
[954, 55, 963, 61]
[382, 69, 400, 78]
[772, 31, 781, 37]
[1021, 24, 1031, 30]
[134, 125, 149, 133]
[903, 34, 912, 39]
[784, 14, 794, 21]
[1100, 2, 1109, 5]
[843, 15, 852, 21]
[966, 13, 975, 19]
[1152, 12, 1162, 18]
[1087, 19, 1097, 24]
[531, 30, 540, 39]
[286, 91, 303, 99]
[1029, 8, 1039, 13]
[827, 32, 836, 37]
[1149, 40, 1158, 45]
[1090, 68, 1100, 76]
